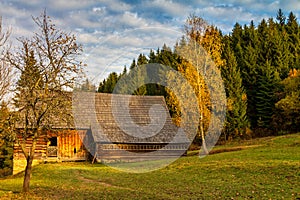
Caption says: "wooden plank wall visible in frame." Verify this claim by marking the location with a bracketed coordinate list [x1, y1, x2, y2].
[13, 130, 90, 161]
[58, 130, 89, 160]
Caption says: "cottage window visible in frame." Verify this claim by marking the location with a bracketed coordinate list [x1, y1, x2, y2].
[49, 137, 57, 146]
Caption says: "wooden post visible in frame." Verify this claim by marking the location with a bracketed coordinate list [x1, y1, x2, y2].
[92, 152, 97, 164]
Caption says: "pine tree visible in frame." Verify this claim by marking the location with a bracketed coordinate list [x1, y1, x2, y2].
[103, 72, 118, 93]
[157, 44, 177, 69]
[98, 79, 106, 93]
[239, 22, 259, 128]
[125, 57, 147, 95]
[221, 38, 249, 140]
[270, 18, 290, 79]
[231, 23, 245, 82]
[14, 46, 44, 112]
[0, 102, 13, 176]
[134, 54, 147, 95]
[146, 49, 166, 96]
[130, 59, 137, 70]
[276, 9, 286, 29]
[137, 54, 148, 66]
[148, 49, 157, 63]
[255, 60, 280, 130]
[121, 66, 127, 75]
[17, 48, 43, 90]
[286, 12, 300, 69]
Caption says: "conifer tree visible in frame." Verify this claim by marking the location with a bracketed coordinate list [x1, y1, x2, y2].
[0, 102, 13, 176]
[130, 59, 137, 70]
[133, 54, 148, 95]
[103, 72, 118, 93]
[148, 49, 157, 63]
[270, 19, 290, 79]
[255, 60, 280, 130]
[286, 12, 300, 69]
[146, 50, 166, 96]
[276, 9, 286, 29]
[121, 66, 127, 75]
[221, 38, 249, 139]
[98, 79, 106, 93]
[120, 56, 148, 95]
[238, 22, 259, 127]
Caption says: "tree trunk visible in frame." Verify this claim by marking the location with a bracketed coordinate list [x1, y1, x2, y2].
[199, 113, 209, 156]
[23, 155, 34, 192]
[201, 132, 208, 154]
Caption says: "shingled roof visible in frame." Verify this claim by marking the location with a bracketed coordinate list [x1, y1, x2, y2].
[72, 92, 190, 144]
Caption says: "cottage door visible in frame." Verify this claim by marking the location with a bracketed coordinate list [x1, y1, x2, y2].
[47, 137, 58, 157]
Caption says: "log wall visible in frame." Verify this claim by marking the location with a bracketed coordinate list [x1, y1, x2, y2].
[58, 130, 90, 160]
[13, 129, 90, 174]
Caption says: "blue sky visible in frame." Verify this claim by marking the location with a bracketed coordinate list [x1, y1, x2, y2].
[0, 0, 300, 85]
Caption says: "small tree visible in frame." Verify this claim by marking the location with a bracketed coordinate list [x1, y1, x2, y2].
[181, 15, 224, 154]
[6, 10, 84, 192]
[273, 69, 300, 133]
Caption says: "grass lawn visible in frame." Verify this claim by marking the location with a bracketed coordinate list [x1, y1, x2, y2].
[0, 133, 299, 199]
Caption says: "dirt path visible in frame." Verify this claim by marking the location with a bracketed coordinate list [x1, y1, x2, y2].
[74, 170, 134, 191]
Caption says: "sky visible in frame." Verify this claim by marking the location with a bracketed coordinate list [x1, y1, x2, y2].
[0, 0, 300, 86]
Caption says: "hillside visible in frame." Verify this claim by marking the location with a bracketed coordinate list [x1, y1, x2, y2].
[0, 133, 299, 199]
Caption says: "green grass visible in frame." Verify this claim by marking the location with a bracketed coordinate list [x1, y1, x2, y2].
[0, 133, 299, 199]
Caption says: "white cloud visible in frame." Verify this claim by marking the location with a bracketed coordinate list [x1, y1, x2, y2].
[1, 0, 300, 85]
[77, 33, 100, 44]
[118, 11, 148, 27]
[279, 0, 300, 12]
[79, 25, 182, 84]
[93, 6, 107, 14]
[47, 0, 95, 11]
[197, 6, 258, 23]
[96, 0, 132, 12]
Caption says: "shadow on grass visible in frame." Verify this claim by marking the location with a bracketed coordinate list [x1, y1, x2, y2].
[188, 145, 262, 156]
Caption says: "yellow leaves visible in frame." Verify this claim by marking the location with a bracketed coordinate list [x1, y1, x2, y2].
[201, 26, 224, 68]
[166, 57, 212, 131]
[184, 15, 224, 69]
[165, 88, 181, 126]
[227, 98, 234, 111]
[288, 68, 299, 77]
[242, 93, 247, 101]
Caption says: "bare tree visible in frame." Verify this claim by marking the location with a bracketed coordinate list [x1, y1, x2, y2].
[6, 10, 84, 192]
[0, 16, 12, 103]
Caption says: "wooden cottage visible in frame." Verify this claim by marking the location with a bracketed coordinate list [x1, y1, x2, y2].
[13, 93, 191, 174]
[73, 93, 190, 163]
